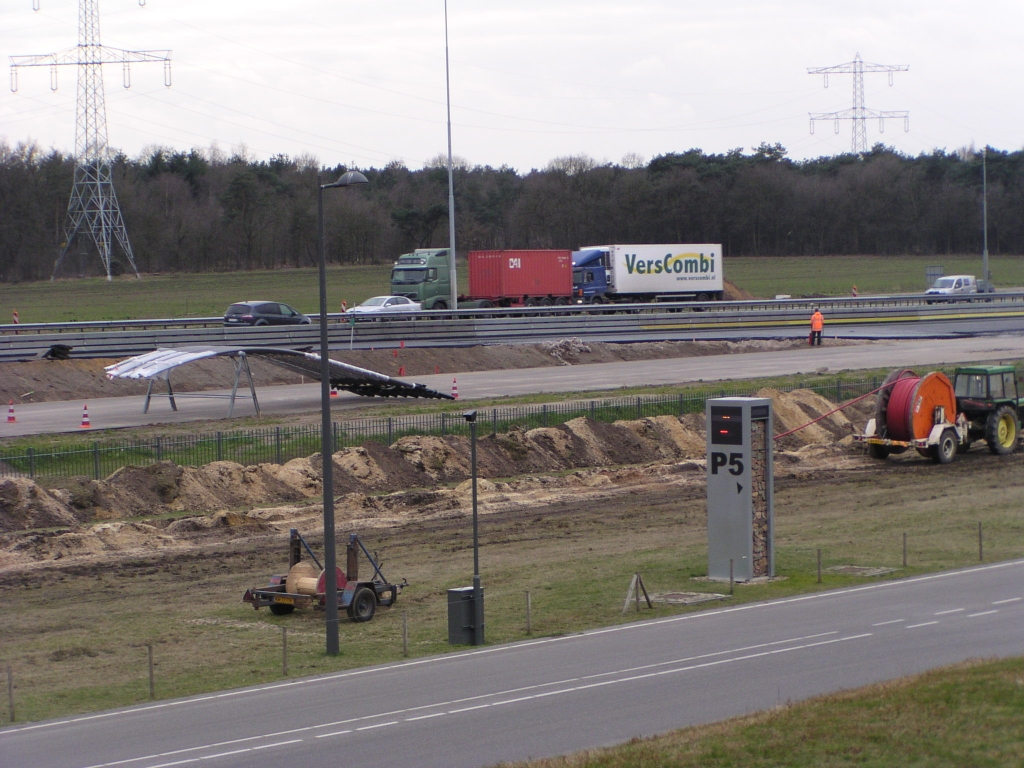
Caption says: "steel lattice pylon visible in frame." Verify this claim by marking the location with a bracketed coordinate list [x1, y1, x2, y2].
[10, 0, 171, 281]
[807, 53, 908, 154]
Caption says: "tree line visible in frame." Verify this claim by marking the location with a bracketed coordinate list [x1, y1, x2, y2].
[1, 140, 1021, 282]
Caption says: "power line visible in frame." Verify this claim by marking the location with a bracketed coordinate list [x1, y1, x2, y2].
[10, 0, 171, 281]
[807, 53, 909, 153]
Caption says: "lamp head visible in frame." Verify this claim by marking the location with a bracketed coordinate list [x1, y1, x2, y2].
[322, 171, 369, 190]
[463, 410, 477, 423]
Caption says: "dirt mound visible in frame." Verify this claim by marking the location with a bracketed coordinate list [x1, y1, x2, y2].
[755, 388, 836, 450]
[723, 279, 756, 300]
[0, 478, 80, 532]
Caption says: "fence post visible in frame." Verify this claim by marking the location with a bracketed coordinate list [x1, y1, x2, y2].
[282, 627, 288, 676]
[275, 426, 282, 465]
[440, 412, 446, 436]
[155, 436, 162, 462]
[402, 611, 409, 658]
[27, 447, 34, 479]
[636, 396, 642, 420]
[492, 408, 497, 436]
[147, 644, 155, 699]
[332, 422, 339, 452]
[902, 532, 907, 567]
[542, 404, 547, 428]
[978, 521, 983, 561]
[388, 417, 394, 446]
[525, 590, 532, 635]
[6, 664, 13, 723]
[590, 400, 596, 421]
[216, 432, 223, 462]
[817, 549, 822, 583]
[678, 393, 684, 417]
[93, 442, 100, 480]
[729, 559, 734, 595]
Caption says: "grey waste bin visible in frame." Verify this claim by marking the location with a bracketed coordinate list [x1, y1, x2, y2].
[447, 586, 483, 645]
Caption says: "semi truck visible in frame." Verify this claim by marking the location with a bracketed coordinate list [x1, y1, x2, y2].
[389, 248, 573, 309]
[572, 244, 724, 304]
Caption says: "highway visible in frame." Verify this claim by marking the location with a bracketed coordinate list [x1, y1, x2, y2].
[5, 334, 1024, 436]
[3, 560, 1022, 768]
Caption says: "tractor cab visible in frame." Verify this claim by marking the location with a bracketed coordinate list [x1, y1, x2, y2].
[952, 365, 1023, 454]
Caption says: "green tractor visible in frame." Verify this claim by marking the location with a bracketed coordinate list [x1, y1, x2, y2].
[953, 365, 1022, 455]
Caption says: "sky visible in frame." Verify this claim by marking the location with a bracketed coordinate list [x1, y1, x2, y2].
[2, 1, 1022, 173]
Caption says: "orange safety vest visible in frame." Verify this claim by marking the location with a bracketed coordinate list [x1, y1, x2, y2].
[811, 311, 824, 331]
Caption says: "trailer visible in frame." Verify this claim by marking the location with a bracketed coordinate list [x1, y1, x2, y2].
[572, 244, 724, 304]
[242, 529, 404, 622]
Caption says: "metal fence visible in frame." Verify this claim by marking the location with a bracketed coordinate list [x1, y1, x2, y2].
[0, 378, 877, 481]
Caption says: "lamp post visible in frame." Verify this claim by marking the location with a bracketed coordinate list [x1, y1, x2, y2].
[463, 409, 483, 644]
[317, 169, 368, 656]
[982, 146, 990, 291]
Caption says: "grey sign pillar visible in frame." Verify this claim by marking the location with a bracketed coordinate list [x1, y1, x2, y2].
[706, 397, 774, 582]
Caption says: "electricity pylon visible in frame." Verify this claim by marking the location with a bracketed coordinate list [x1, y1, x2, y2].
[10, 0, 171, 281]
[807, 53, 908, 154]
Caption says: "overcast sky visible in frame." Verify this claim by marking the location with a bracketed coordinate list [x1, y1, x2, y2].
[3, 1, 1022, 172]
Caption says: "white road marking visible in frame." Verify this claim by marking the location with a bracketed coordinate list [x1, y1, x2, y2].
[906, 621, 939, 629]
[993, 597, 1021, 605]
[405, 713, 447, 722]
[199, 749, 251, 760]
[448, 704, 491, 714]
[355, 722, 397, 731]
[968, 610, 998, 618]
[872, 619, 905, 626]
[934, 608, 964, 615]
[314, 730, 351, 739]
[251, 741, 301, 750]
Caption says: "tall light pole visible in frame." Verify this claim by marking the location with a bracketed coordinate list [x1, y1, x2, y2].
[444, 0, 458, 310]
[317, 169, 368, 656]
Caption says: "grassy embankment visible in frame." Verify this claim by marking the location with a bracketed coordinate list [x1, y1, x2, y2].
[3, 254, 1023, 324]
[2, 447, 1023, 724]
[499, 657, 1024, 768]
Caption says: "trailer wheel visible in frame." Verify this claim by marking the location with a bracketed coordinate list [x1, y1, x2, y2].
[986, 405, 1019, 455]
[868, 443, 890, 460]
[696, 292, 710, 302]
[347, 587, 377, 622]
[269, 603, 295, 616]
[931, 429, 958, 464]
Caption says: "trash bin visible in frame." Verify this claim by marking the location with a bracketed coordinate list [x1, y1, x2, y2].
[447, 586, 483, 645]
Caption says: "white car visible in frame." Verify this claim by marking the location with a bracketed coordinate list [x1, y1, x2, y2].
[925, 275, 980, 302]
[346, 296, 423, 315]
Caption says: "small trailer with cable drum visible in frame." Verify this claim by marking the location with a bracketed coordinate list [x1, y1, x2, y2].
[242, 529, 405, 622]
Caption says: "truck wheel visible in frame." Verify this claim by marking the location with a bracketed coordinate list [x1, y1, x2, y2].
[931, 429, 958, 464]
[868, 443, 890, 460]
[555, 297, 569, 306]
[696, 293, 710, 302]
[347, 586, 376, 622]
[269, 603, 295, 616]
[433, 301, 448, 310]
[985, 405, 1019, 455]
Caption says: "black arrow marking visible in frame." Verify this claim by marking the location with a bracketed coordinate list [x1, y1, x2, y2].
[736, 482, 743, 494]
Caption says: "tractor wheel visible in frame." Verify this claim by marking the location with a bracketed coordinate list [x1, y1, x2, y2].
[931, 428, 958, 465]
[868, 443, 890, 460]
[347, 586, 377, 623]
[986, 405, 1019, 455]
[269, 603, 295, 616]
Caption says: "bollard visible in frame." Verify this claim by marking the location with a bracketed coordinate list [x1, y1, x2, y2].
[903, 532, 907, 568]
[525, 590, 532, 635]
[402, 611, 408, 658]
[282, 627, 288, 676]
[979, 521, 983, 562]
[147, 644, 155, 699]
[635, 574, 641, 613]
[817, 549, 822, 584]
[6, 664, 13, 723]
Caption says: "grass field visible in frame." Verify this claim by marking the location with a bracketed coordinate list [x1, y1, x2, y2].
[2, 254, 1023, 324]
[504, 657, 1024, 767]
[2, 449, 1023, 724]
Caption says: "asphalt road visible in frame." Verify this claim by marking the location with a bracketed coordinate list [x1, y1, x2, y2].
[3, 560, 1022, 768]
[5, 334, 1024, 436]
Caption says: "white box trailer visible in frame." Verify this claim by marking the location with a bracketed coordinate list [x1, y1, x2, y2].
[573, 244, 723, 303]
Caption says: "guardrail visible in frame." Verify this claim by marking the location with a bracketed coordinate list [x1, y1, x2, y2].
[1, 293, 1022, 362]
[0, 378, 875, 480]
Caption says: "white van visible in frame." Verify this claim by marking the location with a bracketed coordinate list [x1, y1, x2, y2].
[926, 275, 977, 300]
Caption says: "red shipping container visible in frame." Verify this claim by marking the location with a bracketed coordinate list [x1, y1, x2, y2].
[468, 250, 573, 303]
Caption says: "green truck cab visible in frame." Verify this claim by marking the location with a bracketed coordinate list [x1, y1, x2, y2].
[389, 249, 452, 310]
[953, 365, 1022, 454]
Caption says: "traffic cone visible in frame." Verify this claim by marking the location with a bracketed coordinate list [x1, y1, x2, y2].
[330, 387, 338, 398]
[392, 349, 398, 358]
[400, 340, 405, 349]
[452, 378, 459, 400]
[6, 400, 15, 423]
[398, 366, 405, 376]
[80, 402, 91, 429]
[435, 365, 440, 374]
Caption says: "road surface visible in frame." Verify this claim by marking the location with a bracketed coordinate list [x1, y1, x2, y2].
[2, 560, 1022, 768]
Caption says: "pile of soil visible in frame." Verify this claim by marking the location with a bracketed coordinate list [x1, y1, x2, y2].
[0, 388, 872, 570]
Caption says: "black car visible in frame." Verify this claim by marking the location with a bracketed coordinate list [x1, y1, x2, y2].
[223, 301, 311, 326]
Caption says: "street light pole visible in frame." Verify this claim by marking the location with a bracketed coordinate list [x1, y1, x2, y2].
[464, 410, 483, 645]
[982, 146, 990, 290]
[444, 0, 458, 310]
[317, 169, 368, 656]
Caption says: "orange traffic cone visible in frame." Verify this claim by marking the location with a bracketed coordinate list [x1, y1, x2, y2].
[400, 340, 405, 349]
[330, 387, 338, 398]
[398, 366, 405, 376]
[393, 349, 398, 358]
[80, 402, 91, 429]
[452, 377, 459, 400]
[435, 365, 440, 374]
[6, 400, 15, 423]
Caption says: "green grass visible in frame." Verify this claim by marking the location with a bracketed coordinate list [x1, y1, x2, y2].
[498, 657, 1024, 767]
[4, 254, 1023, 324]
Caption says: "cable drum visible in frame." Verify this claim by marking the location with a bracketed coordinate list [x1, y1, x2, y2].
[885, 376, 921, 440]
[883, 371, 957, 443]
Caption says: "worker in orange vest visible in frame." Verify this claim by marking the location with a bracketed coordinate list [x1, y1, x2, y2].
[810, 308, 824, 346]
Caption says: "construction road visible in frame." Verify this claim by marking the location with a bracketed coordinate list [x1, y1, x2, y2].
[2, 560, 1022, 768]
[5, 334, 1024, 436]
